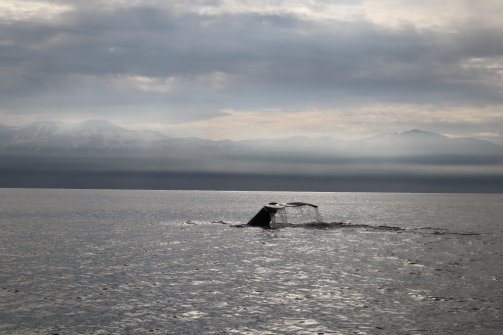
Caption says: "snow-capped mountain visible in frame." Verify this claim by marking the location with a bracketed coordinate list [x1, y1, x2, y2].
[1, 120, 501, 193]
[66, 120, 146, 150]
[0, 120, 502, 159]
[0, 120, 173, 154]
[71, 119, 131, 136]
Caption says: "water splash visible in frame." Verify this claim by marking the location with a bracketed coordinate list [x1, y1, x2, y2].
[271, 205, 323, 228]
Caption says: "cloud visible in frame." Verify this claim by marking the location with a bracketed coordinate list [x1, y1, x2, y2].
[153, 104, 503, 143]
[108, 71, 232, 93]
[0, 0, 502, 142]
[80, 0, 503, 32]
[458, 57, 503, 90]
[0, 0, 72, 23]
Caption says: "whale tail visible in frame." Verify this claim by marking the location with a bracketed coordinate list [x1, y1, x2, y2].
[247, 202, 322, 228]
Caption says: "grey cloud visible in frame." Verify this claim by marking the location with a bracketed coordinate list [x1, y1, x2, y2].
[1, 2, 503, 122]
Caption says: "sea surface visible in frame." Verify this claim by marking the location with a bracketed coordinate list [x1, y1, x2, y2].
[0, 189, 501, 334]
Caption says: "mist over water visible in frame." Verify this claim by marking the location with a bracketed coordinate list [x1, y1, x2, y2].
[0, 189, 502, 334]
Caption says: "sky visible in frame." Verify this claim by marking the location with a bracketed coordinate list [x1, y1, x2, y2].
[1, 0, 503, 143]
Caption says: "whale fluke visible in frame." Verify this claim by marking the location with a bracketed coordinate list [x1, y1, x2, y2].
[247, 202, 321, 228]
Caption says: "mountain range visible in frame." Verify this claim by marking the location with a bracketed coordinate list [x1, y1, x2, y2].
[1, 120, 503, 192]
[1, 119, 502, 159]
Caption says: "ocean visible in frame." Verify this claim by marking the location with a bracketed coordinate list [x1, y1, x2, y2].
[0, 189, 501, 334]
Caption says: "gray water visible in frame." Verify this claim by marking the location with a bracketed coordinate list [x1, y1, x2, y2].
[0, 189, 501, 334]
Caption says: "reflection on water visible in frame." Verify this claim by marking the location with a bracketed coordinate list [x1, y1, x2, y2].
[0, 189, 502, 334]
